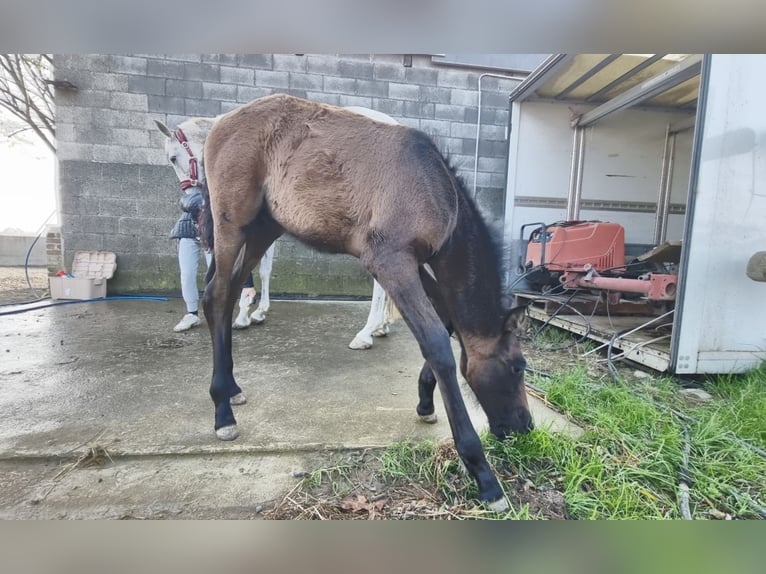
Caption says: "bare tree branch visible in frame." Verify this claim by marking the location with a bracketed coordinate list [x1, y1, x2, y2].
[0, 54, 55, 154]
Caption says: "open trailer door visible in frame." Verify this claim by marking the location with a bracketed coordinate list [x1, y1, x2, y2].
[672, 54, 766, 374]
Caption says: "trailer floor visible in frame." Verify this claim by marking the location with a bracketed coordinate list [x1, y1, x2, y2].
[517, 292, 674, 372]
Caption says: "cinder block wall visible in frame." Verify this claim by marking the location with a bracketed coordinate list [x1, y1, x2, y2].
[54, 54, 519, 296]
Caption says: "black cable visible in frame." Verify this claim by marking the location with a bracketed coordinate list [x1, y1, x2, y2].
[0, 295, 169, 316]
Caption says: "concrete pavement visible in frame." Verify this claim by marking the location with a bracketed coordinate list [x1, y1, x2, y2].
[0, 298, 578, 518]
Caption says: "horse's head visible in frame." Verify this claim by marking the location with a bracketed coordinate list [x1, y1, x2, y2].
[460, 306, 533, 439]
[154, 119, 210, 190]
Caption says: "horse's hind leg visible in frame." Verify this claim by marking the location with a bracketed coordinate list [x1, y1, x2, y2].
[203, 217, 283, 441]
[362, 250, 506, 509]
[416, 266, 454, 425]
[251, 243, 275, 324]
[348, 279, 388, 350]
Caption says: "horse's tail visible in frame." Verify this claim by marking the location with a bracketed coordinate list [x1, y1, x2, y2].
[198, 183, 215, 251]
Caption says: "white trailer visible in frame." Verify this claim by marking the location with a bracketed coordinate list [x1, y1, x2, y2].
[503, 54, 766, 374]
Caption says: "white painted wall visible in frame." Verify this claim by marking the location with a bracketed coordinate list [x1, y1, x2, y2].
[505, 100, 694, 246]
[674, 54, 766, 373]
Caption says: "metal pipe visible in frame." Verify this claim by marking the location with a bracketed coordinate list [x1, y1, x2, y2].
[654, 125, 677, 244]
[507, 54, 574, 103]
[567, 127, 586, 220]
[473, 72, 525, 199]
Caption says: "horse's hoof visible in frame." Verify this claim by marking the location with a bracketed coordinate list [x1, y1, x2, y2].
[232, 317, 251, 329]
[216, 425, 239, 441]
[250, 309, 267, 324]
[486, 497, 510, 513]
[348, 336, 373, 350]
[419, 413, 438, 424]
[230, 392, 247, 405]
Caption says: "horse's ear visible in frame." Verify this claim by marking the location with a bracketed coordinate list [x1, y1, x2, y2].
[503, 305, 529, 334]
[154, 119, 173, 139]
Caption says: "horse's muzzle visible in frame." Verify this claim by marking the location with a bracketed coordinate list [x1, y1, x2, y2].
[491, 410, 534, 439]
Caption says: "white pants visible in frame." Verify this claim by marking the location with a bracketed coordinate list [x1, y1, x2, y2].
[178, 237, 212, 313]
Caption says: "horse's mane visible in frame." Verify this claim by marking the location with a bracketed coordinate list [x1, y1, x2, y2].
[440, 154, 513, 314]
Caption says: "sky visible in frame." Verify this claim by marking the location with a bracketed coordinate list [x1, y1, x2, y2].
[0, 113, 57, 235]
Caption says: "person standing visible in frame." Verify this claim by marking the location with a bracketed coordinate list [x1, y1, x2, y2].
[170, 186, 256, 332]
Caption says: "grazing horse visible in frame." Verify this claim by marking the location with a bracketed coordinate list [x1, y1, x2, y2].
[155, 110, 396, 349]
[201, 94, 532, 510]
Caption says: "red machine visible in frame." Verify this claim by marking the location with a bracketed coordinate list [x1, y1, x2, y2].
[521, 221, 677, 301]
[525, 221, 625, 271]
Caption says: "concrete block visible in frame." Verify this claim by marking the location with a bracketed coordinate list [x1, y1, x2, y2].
[92, 73, 130, 92]
[221, 101, 243, 113]
[203, 82, 238, 101]
[100, 198, 138, 218]
[105, 234, 141, 254]
[338, 60, 374, 79]
[148, 96, 185, 115]
[202, 54, 239, 65]
[237, 86, 272, 103]
[56, 122, 75, 142]
[405, 67, 438, 86]
[127, 75, 165, 96]
[109, 128, 150, 148]
[166, 79, 202, 99]
[374, 63, 405, 82]
[371, 98, 404, 117]
[255, 70, 289, 88]
[323, 76, 356, 93]
[419, 119, 451, 138]
[184, 62, 220, 82]
[403, 101, 435, 119]
[450, 122, 479, 139]
[239, 54, 273, 69]
[479, 124, 505, 140]
[220, 65, 254, 85]
[481, 91, 511, 109]
[478, 156, 506, 172]
[185, 99, 221, 117]
[450, 88, 478, 107]
[73, 90, 112, 109]
[110, 55, 147, 75]
[165, 54, 202, 62]
[306, 91, 340, 105]
[110, 92, 148, 112]
[307, 55, 339, 75]
[273, 54, 308, 72]
[355, 79, 388, 98]
[434, 103, 465, 122]
[464, 106, 479, 124]
[147, 59, 185, 79]
[338, 94, 372, 108]
[388, 82, 420, 101]
[437, 69, 479, 90]
[289, 73, 323, 91]
[419, 86, 452, 104]
[285, 89, 307, 99]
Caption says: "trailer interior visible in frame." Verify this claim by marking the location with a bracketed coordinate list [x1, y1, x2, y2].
[504, 54, 703, 372]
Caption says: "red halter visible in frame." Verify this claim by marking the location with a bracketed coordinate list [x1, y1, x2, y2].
[175, 127, 201, 190]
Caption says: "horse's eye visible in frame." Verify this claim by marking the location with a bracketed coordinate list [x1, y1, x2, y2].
[170, 155, 177, 164]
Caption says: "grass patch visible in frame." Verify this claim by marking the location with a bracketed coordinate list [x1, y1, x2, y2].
[268, 361, 766, 520]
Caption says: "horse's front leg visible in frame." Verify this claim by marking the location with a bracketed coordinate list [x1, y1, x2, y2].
[251, 243, 275, 324]
[349, 279, 388, 350]
[364, 251, 507, 510]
